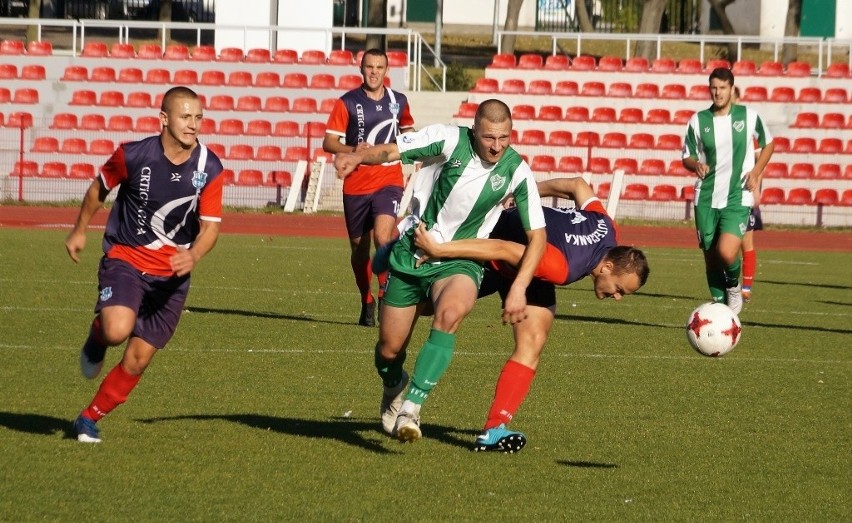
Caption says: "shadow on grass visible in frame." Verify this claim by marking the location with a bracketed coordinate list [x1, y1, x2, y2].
[761, 280, 852, 291]
[0, 412, 76, 439]
[186, 306, 353, 326]
[557, 460, 618, 469]
[742, 320, 852, 335]
[555, 314, 680, 330]
[138, 413, 478, 453]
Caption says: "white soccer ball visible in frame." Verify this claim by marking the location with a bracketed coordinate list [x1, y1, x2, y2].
[686, 302, 742, 357]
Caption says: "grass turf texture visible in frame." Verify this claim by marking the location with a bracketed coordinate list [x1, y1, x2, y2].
[0, 228, 848, 520]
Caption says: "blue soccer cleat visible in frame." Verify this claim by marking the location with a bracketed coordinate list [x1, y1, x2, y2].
[472, 424, 526, 453]
[74, 415, 101, 443]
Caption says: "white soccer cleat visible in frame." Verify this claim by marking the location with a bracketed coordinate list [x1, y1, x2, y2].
[394, 410, 421, 442]
[380, 370, 409, 435]
[726, 283, 743, 314]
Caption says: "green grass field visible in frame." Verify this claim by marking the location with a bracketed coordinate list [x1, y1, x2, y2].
[0, 227, 849, 521]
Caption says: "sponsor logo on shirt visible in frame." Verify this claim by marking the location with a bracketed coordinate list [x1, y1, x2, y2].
[170, 172, 181, 182]
[564, 218, 609, 246]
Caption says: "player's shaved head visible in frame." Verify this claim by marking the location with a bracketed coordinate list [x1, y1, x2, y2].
[607, 246, 650, 287]
[474, 99, 512, 127]
[161, 86, 200, 112]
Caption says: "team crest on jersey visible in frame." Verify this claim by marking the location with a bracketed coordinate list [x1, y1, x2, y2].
[99, 286, 113, 302]
[733, 120, 745, 133]
[739, 222, 747, 235]
[489, 173, 506, 192]
[401, 135, 413, 143]
[192, 171, 207, 189]
[389, 102, 400, 116]
[449, 159, 462, 168]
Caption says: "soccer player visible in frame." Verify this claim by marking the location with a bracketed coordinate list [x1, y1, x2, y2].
[323, 48, 415, 327]
[682, 67, 774, 314]
[732, 86, 762, 303]
[334, 99, 547, 443]
[65, 86, 225, 443]
[412, 176, 649, 452]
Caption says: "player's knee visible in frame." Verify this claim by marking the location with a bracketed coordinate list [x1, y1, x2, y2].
[100, 322, 132, 346]
[432, 306, 468, 333]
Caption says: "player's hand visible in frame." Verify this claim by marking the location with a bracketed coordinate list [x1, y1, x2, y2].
[502, 286, 528, 325]
[413, 222, 440, 255]
[64, 230, 86, 263]
[333, 153, 360, 180]
[170, 247, 198, 277]
[744, 169, 760, 192]
[695, 163, 709, 180]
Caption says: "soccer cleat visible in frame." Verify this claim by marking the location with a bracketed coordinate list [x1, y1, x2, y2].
[358, 301, 376, 327]
[79, 341, 106, 380]
[742, 287, 752, 303]
[472, 424, 527, 453]
[725, 283, 743, 314]
[394, 411, 421, 442]
[74, 415, 101, 443]
[380, 370, 409, 435]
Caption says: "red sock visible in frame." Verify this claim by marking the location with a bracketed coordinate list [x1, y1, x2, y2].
[484, 360, 536, 430]
[351, 257, 373, 304]
[377, 271, 388, 299]
[742, 249, 756, 288]
[82, 364, 141, 422]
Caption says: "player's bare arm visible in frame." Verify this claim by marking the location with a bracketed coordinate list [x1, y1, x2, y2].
[65, 178, 109, 263]
[333, 143, 401, 179]
[413, 222, 522, 266]
[171, 220, 221, 277]
[683, 157, 709, 179]
[746, 141, 774, 191]
[537, 177, 595, 206]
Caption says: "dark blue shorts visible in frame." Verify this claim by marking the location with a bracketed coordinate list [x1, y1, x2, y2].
[479, 266, 557, 309]
[747, 207, 763, 232]
[342, 185, 404, 239]
[95, 257, 190, 349]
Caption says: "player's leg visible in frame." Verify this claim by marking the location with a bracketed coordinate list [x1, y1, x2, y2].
[371, 186, 403, 306]
[343, 194, 376, 326]
[741, 207, 761, 302]
[396, 268, 480, 441]
[717, 205, 750, 314]
[695, 207, 726, 305]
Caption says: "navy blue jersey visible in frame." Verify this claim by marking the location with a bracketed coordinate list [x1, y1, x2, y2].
[100, 136, 224, 275]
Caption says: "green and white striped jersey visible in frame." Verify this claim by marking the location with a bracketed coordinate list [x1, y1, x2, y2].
[682, 104, 772, 209]
[396, 124, 545, 244]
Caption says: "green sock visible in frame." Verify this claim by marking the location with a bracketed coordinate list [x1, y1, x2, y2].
[406, 328, 456, 405]
[706, 270, 726, 304]
[375, 343, 406, 388]
[724, 259, 742, 288]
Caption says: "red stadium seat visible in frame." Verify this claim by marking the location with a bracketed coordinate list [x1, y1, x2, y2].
[146, 68, 171, 84]
[40, 161, 67, 178]
[126, 91, 152, 108]
[218, 47, 244, 62]
[227, 71, 253, 87]
[13, 88, 38, 104]
[245, 48, 272, 63]
[190, 45, 216, 61]
[89, 139, 115, 155]
[387, 51, 408, 67]
[310, 74, 336, 89]
[80, 41, 107, 57]
[62, 65, 87, 81]
[667, 160, 691, 176]
[90, 66, 116, 82]
[200, 70, 225, 86]
[581, 81, 606, 97]
[788, 163, 815, 179]
[704, 59, 731, 72]
[106, 42, 133, 58]
[517, 53, 543, 69]
[173, 69, 199, 85]
[227, 144, 254, 160]
[763, 163, 788, 179]
[628, 133, 655, 149]
[117, 67, 144, 83]
[786, 61, 811, 77]
[619, 107, 644, 123]
[771, 136, 790, 153]
[624, 57, 649, 72]
[601, 132, 627, 148]
[646, 109, 671, 124]
[472, 77, 499, 93]
[825, 62, 850, 78]
[527, 79, 552, 95]
[678, 59, 702, 73]
[574, 131, 599, 146]
[107, 115, 133, 132]
[823, 88, 848, 103]
[817, 138, 843, 154]
[236, 95, 262, 111]
[623, 183, 650, 200]
[284, 146, 310, 161]
[791, 112, 818, 128]
[0, 87, 9, 103]
[815, 164, 841, 179]
[206, 143, 226, 158]
[255, 145, 282, 161]
[489, 53, 516, 68]
[266, 170, 292, 187]
[61, 138, 88, 153]
[264, 96, 290, 112]
[454, 102, 478, 118]
[661, 84, 686, 99]
[571, 55, 596, 71]
[612, 157, 638, 174]
[688, 84, 709, 100]
[32, 136, 59, 153]
[283, 73, 308, 88]
[80, 114, 105, 131]
[638, 159, 665, 175]
[304, 121, 327, 138]
[770, 87, 795, 102]
[68, 163, 95, 180]
[273, 49, 298, 63]
[758, 60, 784, 76]
[214, 169, 233, 185]
[236, 170, 264, 186]
[511, 104, 535, 120]
[598, 55, 622, 71]
[566, 106, 590, 122]
[273, 121, 300, 137]
[164, 44, 189, 60]
[634, 83, 659, 98]
[27, 40, 52, 55]
[530, 155, 557, 172]
[813, 188, 839, 206]
[785, 187, 812, 204]
[519, 129, 546, 145]
[557, 156, 584, 173]
[554, 80, 579, 96]
[246, 119, 273, 136]
[588, 157, 611, 174]
[209, 95, 235, 111]
[199, 118, 216, 134]
[337, 74, 361, 90]
[820, 113, 845, 129]
[291, 97, 318, 113]
[319, 98, 336, 113]
[607, 82, 632, 97]
[731, 60, 756, 76]
[135, 116, 161, 133]
[298, 49, 327, 64]
[20, 64, 45, 80]
[137, 44, 162, 59]
[656, 134, 681, 150]
[218, 119, 245, 135]
[544, 54, 570, 70]
[680, 186, 696, 201]
[590, 107, 616, 123]
[797, 87, 821, 102]
[538, 105, 562, 120]
[651, 184, 678, 201]
[673, 109, 694, 124]
[596, 183, 611, 199]
[10, 160, 38, 177]
[650, 58, 676, 73]
[501, 79, 526, 93]
[842, 190, 852, 205]
[547, 130, 572, 146]
[51, 113, 78, 129]
[742, 86, 767, 102]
